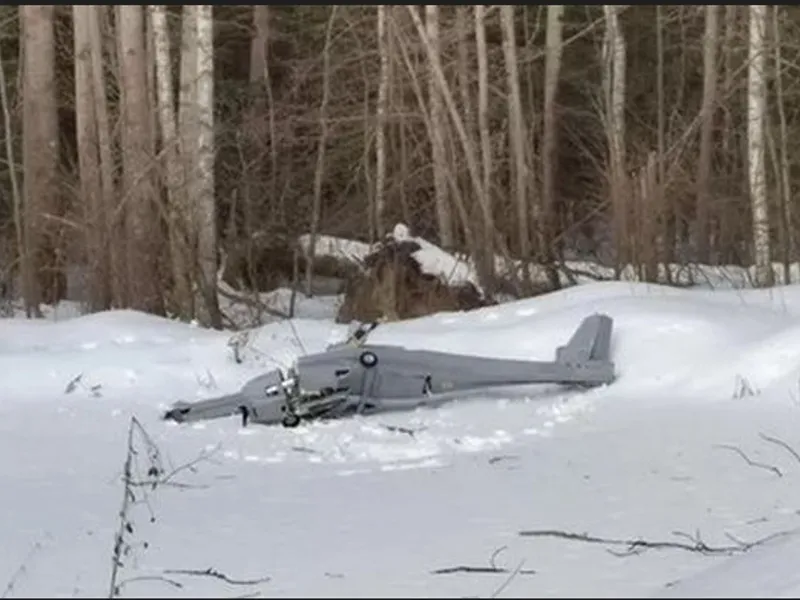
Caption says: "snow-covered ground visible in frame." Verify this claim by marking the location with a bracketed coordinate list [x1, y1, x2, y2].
[5, 280, 800, 597]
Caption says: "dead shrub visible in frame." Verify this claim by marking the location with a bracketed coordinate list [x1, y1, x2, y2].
[336, 237, 488, 324]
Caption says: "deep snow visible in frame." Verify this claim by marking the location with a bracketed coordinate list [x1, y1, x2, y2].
[4, 280, 800, 597]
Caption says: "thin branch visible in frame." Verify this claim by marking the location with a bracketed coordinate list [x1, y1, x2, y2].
[116, 575, 184, 592]
[431, 565, 535, 576]
[715, 444, 783, 477]
[518, 528, 789, 557]
[490, 560, 527, 598]
[759, 433, 800, 465]
[432, 546, 536, 576]
[163, 567, 271, 586]
[380, 423, 424, 437]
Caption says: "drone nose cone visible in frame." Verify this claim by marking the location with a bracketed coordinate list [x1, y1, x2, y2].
[163, 402, 191, 422]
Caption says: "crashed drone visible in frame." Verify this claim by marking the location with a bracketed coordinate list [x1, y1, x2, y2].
[164, 314, 616, 429]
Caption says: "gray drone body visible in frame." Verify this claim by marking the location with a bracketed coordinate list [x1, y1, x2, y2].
[164, 313, 616, 428]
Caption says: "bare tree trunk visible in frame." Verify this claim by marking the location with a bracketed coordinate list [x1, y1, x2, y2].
[455, 7, 473, 140]
[455, 5, 474, 237]
[426, 5, 453, 249]
[500, 6, 530, 264]
[772, 7, 793, 284]
[88, 6, 121, 307]
[151, 5, 192, 319]
[251, 6, 279, 228]
[655, 5, 675, 283]
[405, 6, 493, 291]
[178, 5, 199, 312]
[250, 6, 269, 85]
[542, 5, 565, 290]
[21, 5, 59, 316]
[747, 4, 771, 287]
[474, 5, 495, 289]
[305, 7, 336, 297]
[0, 43, 25, 311]
[73, 5, 110, 310]
[375, 5, 388, 239]
[246, 4, 280, 270]
[722, 6, 737, 159]
[118, 5, 163, 314]
[194, 5, 221, 327]
[696, 5, 719, 264]
[602, 5, 628, 276]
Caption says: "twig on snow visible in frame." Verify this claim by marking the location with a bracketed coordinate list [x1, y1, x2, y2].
[113, 575, 184, 592]
[432, 546, 536, 576]
[759, 433, 800, 466]
[128, 444, 221, 491]
[517, 528, 789, 557]
[714, 444, 783, 478]
[163, 568, 271, 586]
[109, 417, 216, 598]
[380, 423, 424, 437]
[109, 417, 140, 598]
[488, 455, 519, 465]
[489, 560, 527, 599]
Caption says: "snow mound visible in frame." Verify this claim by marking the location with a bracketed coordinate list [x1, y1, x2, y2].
[6, 280, 800, 596]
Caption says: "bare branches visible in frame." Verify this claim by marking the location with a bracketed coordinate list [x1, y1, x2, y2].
[518, 528, 789, 557]
[715, 432, 800, 480]
[163, 567, 271, 586]
[113, 575, 184, 594]
[714, 443, 783, 477]
[0, 38, 24, 314]
[759, 433, 800, 465]
[305, 6, 337, 298]
[109, 416, 217, 598]
[431, 546, 535, 576]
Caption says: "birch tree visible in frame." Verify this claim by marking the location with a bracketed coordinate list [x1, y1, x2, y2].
[150, 5, 192, 318]
[602, 5, 627, 272]
[542, 5, 565, 288]
[425, 5, 452, 249]
[20, 5, 58, 315]
[118, 5, 163, 313]
[747, 4, 771, 286]
[194, 5, 221, 326]
[772, 7, 793, 282]
[179, 5, 198, 253]
[696, 5, 719, 263]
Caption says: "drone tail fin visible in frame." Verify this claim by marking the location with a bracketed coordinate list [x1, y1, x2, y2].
[556, 314, 613, 364]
